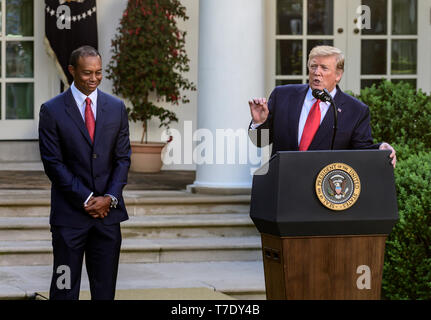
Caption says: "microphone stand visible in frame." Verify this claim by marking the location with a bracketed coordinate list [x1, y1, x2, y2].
[323, 88, 338, 150]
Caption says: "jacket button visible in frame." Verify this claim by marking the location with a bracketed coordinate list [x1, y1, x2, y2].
[93, 154, 98, 159]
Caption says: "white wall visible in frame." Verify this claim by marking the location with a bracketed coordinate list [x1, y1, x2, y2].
[97, 0, 199, 171]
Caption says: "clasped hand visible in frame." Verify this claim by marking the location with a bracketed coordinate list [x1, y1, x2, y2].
[84, 196, 111, 219]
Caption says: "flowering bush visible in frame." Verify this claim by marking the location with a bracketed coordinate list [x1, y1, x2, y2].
[106, 0, 196, 143]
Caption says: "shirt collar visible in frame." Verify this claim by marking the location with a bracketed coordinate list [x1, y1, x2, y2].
[306, 86, 337, 103]
[70, 82, 98, 106]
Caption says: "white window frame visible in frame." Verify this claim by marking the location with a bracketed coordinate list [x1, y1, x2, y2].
[0, 0, 59, 140]
[266, 0, 431, 95]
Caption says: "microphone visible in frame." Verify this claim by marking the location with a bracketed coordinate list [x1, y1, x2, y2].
[312, 89, 332, 103]
[312, 88, 338, 150]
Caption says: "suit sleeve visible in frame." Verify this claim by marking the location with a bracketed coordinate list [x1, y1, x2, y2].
[104, 102, 131, 201]
[350, 106, 381, 149]
[248, 88, 275, 148]
[38, 104, 93, 207]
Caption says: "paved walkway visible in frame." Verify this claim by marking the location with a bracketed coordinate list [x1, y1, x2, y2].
[0, 261, 265, 300]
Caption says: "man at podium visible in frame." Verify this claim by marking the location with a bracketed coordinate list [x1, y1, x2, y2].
[248, 45, 396, 168]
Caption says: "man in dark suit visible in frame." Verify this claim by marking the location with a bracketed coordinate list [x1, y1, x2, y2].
[38, 46, 131, 300]
[249, 45, 396, 167]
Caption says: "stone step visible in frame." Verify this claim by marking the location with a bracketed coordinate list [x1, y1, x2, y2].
[0, 236, 263, 267]
[0, 261, 266, 300]
[0, 190, 251, 217]
[0, 214, 259, 241]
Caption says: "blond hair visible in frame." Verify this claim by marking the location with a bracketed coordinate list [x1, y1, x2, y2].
[308, 46, 344, 72]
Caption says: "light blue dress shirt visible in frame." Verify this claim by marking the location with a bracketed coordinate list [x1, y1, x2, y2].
[297, 87, 337, 145]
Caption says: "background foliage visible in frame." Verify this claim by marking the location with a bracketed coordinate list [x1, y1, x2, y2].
[106, 0, 196, 142]
[355, 81, 431, 299]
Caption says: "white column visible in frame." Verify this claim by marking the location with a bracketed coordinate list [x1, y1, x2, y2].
[192, 0, 265, 193]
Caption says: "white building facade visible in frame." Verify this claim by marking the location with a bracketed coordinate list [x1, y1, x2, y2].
[0, 0, 430, 191]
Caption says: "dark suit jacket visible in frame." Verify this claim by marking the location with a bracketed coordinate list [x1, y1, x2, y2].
[252, 84, 380, 156]
[39, 88, 131, 228]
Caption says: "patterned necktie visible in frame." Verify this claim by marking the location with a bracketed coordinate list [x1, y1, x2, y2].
[85, 97, 95, 143]
[299, 99, 321, 151]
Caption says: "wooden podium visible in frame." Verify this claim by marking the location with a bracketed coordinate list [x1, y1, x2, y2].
[250, 150, 398, 300]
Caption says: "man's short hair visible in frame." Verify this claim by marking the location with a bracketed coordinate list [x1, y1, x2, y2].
[308, 46, 344, 72]
[69, 45, 101, 68]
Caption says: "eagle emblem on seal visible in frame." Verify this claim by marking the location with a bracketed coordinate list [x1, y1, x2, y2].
[328, 174, 349, 199]
[315, 163, 361, 211]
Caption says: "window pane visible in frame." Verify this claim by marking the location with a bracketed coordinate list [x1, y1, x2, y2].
[6, 41, 33, 78]
[276, 40, 302, 75]
[392, 40, 417, 75]
[392, 0, 417, 35]
[391, 79, 417, 89]
[361, 0, 387, 35]
[277, 0, 303, 35]
[6, 83, 34, 119]
[361, 40, 387, 75]
[308, 0, 333, 35]
[361, 79, 384, 90]
[6, 0, 33, 36]
[276, 79, 303, 86]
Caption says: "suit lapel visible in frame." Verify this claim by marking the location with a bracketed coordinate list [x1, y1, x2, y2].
[94, 90, 107, 146]
[309, 86, 347, 149]
[288, 85, 308, 150]
[64, 89, 93, 146]
[309, 104, 334, 149]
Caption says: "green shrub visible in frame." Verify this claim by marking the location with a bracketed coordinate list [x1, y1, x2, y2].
[381, 150, 431, 299]
[354, 81, 431, 299]
[356, 81, 431, 153]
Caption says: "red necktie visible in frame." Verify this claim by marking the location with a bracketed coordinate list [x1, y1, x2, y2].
[85, 97, 95, 143]
[299, 99, 321, 151]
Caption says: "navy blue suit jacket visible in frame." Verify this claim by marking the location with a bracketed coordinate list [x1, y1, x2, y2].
[39, 88, 131, 228]
[253, 84, 380, 155]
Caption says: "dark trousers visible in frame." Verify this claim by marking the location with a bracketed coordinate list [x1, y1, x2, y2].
[49, 221, 122, 300]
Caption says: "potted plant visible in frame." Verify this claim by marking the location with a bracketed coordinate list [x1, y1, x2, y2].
[106, 0, 195, 172]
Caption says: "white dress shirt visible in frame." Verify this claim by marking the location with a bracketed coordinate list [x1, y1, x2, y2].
[70, 83, 117, 208]
[70, 82, 98, 122]
[70, 82, 98, 205]
[251, 87, 337, 146]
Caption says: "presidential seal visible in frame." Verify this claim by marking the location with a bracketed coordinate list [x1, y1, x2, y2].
[315, 163, 361, 211]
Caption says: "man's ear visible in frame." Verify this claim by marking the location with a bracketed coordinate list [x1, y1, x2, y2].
[68, 65, 75, 78]
[336, 70, 343, 83]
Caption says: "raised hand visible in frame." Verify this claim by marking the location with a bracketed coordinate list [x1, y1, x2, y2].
[248, 98, 269, 125]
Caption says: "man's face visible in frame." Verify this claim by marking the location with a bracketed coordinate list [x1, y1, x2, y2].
[68, 55, 102, 96]
[308, 55, 343, 92]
